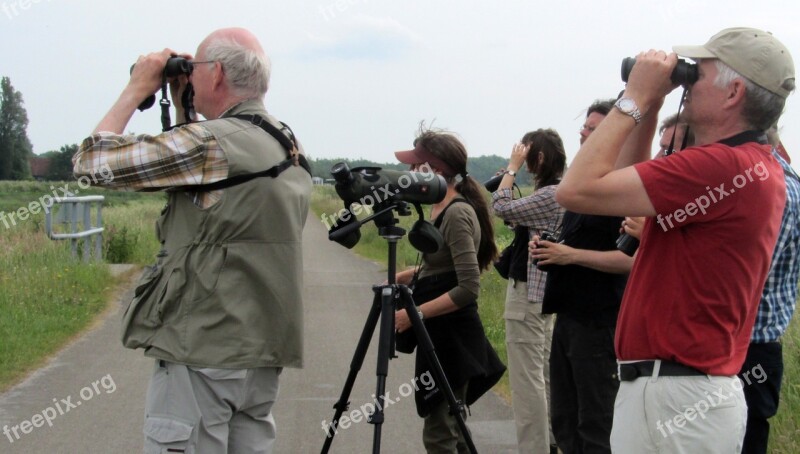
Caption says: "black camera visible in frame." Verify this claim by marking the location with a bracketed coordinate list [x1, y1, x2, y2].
[327, 162, 447, 250]
[130, 57, 194, 111]
[616, 232, 640, 256]
[533, 231, 558, 272]
[331, 162, 446, 207]
[483, 173, 504, 192]
[621, 57, 699, 86]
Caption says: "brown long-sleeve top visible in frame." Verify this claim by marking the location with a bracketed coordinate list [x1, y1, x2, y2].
[419, 198, 481, 307]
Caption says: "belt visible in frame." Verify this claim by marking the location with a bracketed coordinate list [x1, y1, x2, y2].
[618, 360, 706, 381]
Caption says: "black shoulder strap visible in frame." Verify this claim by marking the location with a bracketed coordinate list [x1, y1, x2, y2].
[177, 114, 312, 193]
[433, 198, 472, 229]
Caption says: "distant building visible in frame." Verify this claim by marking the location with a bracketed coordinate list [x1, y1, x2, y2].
[29, 157, 51, 181]
[312, 177, 325, 185]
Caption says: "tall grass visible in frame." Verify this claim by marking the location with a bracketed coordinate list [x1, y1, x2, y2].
[0, 181, 163, 391]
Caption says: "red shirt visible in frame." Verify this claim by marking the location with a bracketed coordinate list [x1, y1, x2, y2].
[616, 135, 786, 375]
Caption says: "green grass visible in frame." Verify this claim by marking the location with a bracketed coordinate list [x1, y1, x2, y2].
[0, 181, 164, 391]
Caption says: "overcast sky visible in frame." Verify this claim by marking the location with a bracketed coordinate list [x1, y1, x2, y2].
[2, 0, 800, 170]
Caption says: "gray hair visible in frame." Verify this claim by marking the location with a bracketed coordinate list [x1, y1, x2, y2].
[713, 60, 785, 131]
[204, 37, 271, 99]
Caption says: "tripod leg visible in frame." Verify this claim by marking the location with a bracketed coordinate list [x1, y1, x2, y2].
[321, 286, 384, 454]
[369, 286, 399, 453]
[399, 285, 479, 454]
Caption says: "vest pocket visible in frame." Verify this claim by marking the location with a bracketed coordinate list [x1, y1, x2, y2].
[121, 258, 182, 348]
[124, 264, 169, 328]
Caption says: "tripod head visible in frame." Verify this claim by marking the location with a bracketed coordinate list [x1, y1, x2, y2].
[328, 199, 443, 254]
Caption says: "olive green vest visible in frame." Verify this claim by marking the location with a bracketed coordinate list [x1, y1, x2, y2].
[121, 100, 311, 369]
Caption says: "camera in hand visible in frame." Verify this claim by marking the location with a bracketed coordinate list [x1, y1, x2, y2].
[533, 231, 558, 272]
[483, 173, 504, 192]
[621, 57, 699, 86]
[616, 232, 640, 256]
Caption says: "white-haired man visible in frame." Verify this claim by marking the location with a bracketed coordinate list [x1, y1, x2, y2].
[555, 27, 794, 453]
[74, 28, 311, 453]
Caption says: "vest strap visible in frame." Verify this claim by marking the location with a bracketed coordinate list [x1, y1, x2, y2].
[175, 114, 311, 193]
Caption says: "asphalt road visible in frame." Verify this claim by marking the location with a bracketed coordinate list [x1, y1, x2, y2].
[0, 211, 516, 453]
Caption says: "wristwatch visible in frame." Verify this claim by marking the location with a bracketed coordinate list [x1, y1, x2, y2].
[505, 169, 517, 177]
[614, 97, 642, 125]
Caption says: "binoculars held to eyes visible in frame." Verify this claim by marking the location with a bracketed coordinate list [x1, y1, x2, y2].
[621, 57, 699, 86]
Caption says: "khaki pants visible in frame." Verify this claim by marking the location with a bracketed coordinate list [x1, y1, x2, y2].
[504, 279, 554, 453]
[611, 364, 746, 454]
[143, 360, 281, 454]
[422, 385, 470, 453]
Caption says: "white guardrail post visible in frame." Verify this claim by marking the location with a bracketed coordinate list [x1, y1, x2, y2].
[45, 196, 105, 262]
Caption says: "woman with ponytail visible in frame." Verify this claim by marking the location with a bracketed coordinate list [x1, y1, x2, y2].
[394, 125, 505, 453]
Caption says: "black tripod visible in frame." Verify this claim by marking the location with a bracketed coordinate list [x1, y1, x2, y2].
[321, 202, 477, 454]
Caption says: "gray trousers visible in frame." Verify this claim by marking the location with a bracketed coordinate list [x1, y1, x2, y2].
[504, 279, 554, 453]
[143, 360, 281, 454]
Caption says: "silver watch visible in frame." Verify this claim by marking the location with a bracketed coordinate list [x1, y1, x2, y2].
[614, 97, 642, 125]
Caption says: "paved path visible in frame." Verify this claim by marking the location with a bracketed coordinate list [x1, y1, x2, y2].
[0, 212, 516, 453]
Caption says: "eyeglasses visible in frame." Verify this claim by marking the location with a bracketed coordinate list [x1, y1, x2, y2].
[191, 60, 217, 65]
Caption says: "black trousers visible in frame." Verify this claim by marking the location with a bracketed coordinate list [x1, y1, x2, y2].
[550, 314, 619, 454]
[738, 341, 783, 454]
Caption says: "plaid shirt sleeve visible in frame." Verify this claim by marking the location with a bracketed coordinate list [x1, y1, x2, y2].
[491, 186, 564, 233]
[73, 123, 228, 208]
[751, 152, 800, 343]
[492, 185, 565, 303]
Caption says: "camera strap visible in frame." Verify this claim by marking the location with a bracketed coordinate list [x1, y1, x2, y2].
[159, 73, 172, 132]
[173, 114, 311, 193]
[666, 87, 691, 156]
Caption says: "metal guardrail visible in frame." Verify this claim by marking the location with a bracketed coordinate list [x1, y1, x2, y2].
[45, 196, 104, 262]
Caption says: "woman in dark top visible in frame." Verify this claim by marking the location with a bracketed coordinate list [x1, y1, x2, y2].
[394, 127, 505, 453]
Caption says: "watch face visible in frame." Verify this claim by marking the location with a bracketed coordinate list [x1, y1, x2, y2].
[617, 98, 635, 113]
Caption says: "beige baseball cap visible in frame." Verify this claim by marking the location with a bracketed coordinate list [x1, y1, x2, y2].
[673, 27, 795, 98]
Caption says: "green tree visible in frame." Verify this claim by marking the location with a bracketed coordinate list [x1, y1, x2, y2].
[0, 77, 33, 180]
[42, 144, 78, 181]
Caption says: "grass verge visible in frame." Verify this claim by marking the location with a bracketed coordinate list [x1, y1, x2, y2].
[0, 181, 163, 391]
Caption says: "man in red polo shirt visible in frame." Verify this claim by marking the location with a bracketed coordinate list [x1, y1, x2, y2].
[554, 27, 793, 453]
